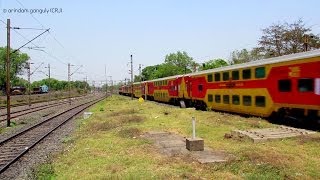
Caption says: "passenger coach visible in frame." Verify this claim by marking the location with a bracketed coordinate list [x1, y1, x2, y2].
[119, 50, 320, 121]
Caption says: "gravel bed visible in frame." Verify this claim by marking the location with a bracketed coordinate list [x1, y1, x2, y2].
[0, 95, 96, 137]
[0, 109, 82, 179]
[0, 95, 103, 179]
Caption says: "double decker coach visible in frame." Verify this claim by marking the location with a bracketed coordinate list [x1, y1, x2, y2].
[120, 49, 320, 122]
[189, 49, 320, 120]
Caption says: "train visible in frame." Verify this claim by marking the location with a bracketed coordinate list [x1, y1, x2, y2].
[32, 85, 49, 94]
[119, 49, 320, 122]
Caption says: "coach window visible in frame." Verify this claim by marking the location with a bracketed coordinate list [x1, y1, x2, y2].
[255, 96, 266, 107]
[223, 95, 230, 104]
[198, 84, 203, 92]
[232, 71, 239, 80]
[278, 79, 291, 92]
[232, 95, 240, 105]
[215, 95, 221, 103]
[208, 94, 213, 102]
[298, 78, 314, 92]
[208, 74, 213, 82]
[223, 72, 230, 81]
[243, 96, 252, 106]
[214, 73, 221, 82]
[242, 69, 251, 79]
[255, 67, 265, 78]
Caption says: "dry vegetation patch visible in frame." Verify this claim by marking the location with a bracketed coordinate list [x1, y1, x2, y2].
[117, 127, 142, 138]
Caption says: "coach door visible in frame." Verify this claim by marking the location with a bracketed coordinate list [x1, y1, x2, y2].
[186, 76, 192, 98]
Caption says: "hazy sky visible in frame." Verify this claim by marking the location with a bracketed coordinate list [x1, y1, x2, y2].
[0, 0, 319, 86]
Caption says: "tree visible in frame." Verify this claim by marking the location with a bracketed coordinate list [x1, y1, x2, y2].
[141, 65, 160, 80]
[229, 49, 252, 64]
[0, 47, 29, 88]
[141, 51, 197, 80]
[164, 51, 196, 74]
[258, 19, 320, 57]
[201, 59, 228, 70]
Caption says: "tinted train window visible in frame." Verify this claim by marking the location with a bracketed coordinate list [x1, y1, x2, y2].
[298, 79, 313, 92]
[208, 74, 213, 82]
[223, 72, 230, 81]
[198, 84, 203, 92]
[232, 71, 239, 80]
[255, 67, 265, 78]
[243, 96, 252, 106]
[255, 96, 266, 107]
[223, 95, 230, 104]
[208, 94, 213, 102]
[232, 95, 240, 105]
[214, 73, 221, 82]
[243, 69, 251, 79]
[215, 95, 221, 103]
[278, 79, 291, 92]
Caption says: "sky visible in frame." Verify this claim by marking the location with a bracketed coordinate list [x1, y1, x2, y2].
[0, 0, 319, 87]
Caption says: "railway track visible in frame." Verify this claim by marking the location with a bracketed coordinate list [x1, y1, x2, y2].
[0, 95, 93, 123]
[0, 95, 105, 174]
[0, 94, 86, 110]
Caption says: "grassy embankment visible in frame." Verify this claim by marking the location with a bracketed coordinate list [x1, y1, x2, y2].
[34, 95, 320, 179]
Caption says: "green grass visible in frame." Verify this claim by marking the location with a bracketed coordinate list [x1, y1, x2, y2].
[35, 95, 320, 179]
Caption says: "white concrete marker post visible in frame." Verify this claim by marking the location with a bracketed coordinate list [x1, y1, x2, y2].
[192, 116, 196, 139]
[186, 116, 204, 151]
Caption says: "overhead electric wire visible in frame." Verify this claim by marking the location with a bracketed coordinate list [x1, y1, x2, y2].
[11, 27, 47, 30]
[14, 0, 77, 65]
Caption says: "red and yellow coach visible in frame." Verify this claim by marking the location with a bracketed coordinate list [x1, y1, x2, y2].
[189, 50, 320, 120]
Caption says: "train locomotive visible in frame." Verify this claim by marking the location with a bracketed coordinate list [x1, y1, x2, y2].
[119, 50, 320, 122]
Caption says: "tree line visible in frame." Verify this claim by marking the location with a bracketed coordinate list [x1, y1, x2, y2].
[0, 47, 89, 92]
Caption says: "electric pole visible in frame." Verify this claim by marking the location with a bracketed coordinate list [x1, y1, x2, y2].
[84, 76, 87, 94]
[6, 19, 11, 127]
[105, 65, 108, 97]
[27, 62, 31, 107]
[48, 63, 51, 103]
[68, 63, 71, 105]
[92, 81, 95, 94]
[108, 76, 113, 96]
[130, 55, 133, 100]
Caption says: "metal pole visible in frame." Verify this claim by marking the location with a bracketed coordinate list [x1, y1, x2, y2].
[111, 78, 113, 95]
[92, 81, 95, 95]
[130, 55, 133, 100]
[68, 63, 71, 105]
[6, 19, 11, 127]
[192, 117, 196, 139]
[48, 63, 51, 103]
[28, 62, 31, 107]
[85, 76, 87, 94]
[105, 65, 107, 97]
[139, 64, 142, 98]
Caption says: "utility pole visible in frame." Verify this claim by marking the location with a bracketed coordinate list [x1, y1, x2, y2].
[27, 62, 31, 107]
[92, 81, 95, 95]
[68, 63, 71, 105]
[105, 65, 108, 97]
[6, 19, 11, 127]
[139, 64, 143, 99]
[84, 76, 87, 94]
[110, 76, 113, 95]
[130, 55, 133, 100]
[47, 63, 51, 103]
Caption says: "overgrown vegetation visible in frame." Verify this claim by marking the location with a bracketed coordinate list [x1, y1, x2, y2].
[35, 95, 320, 179]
